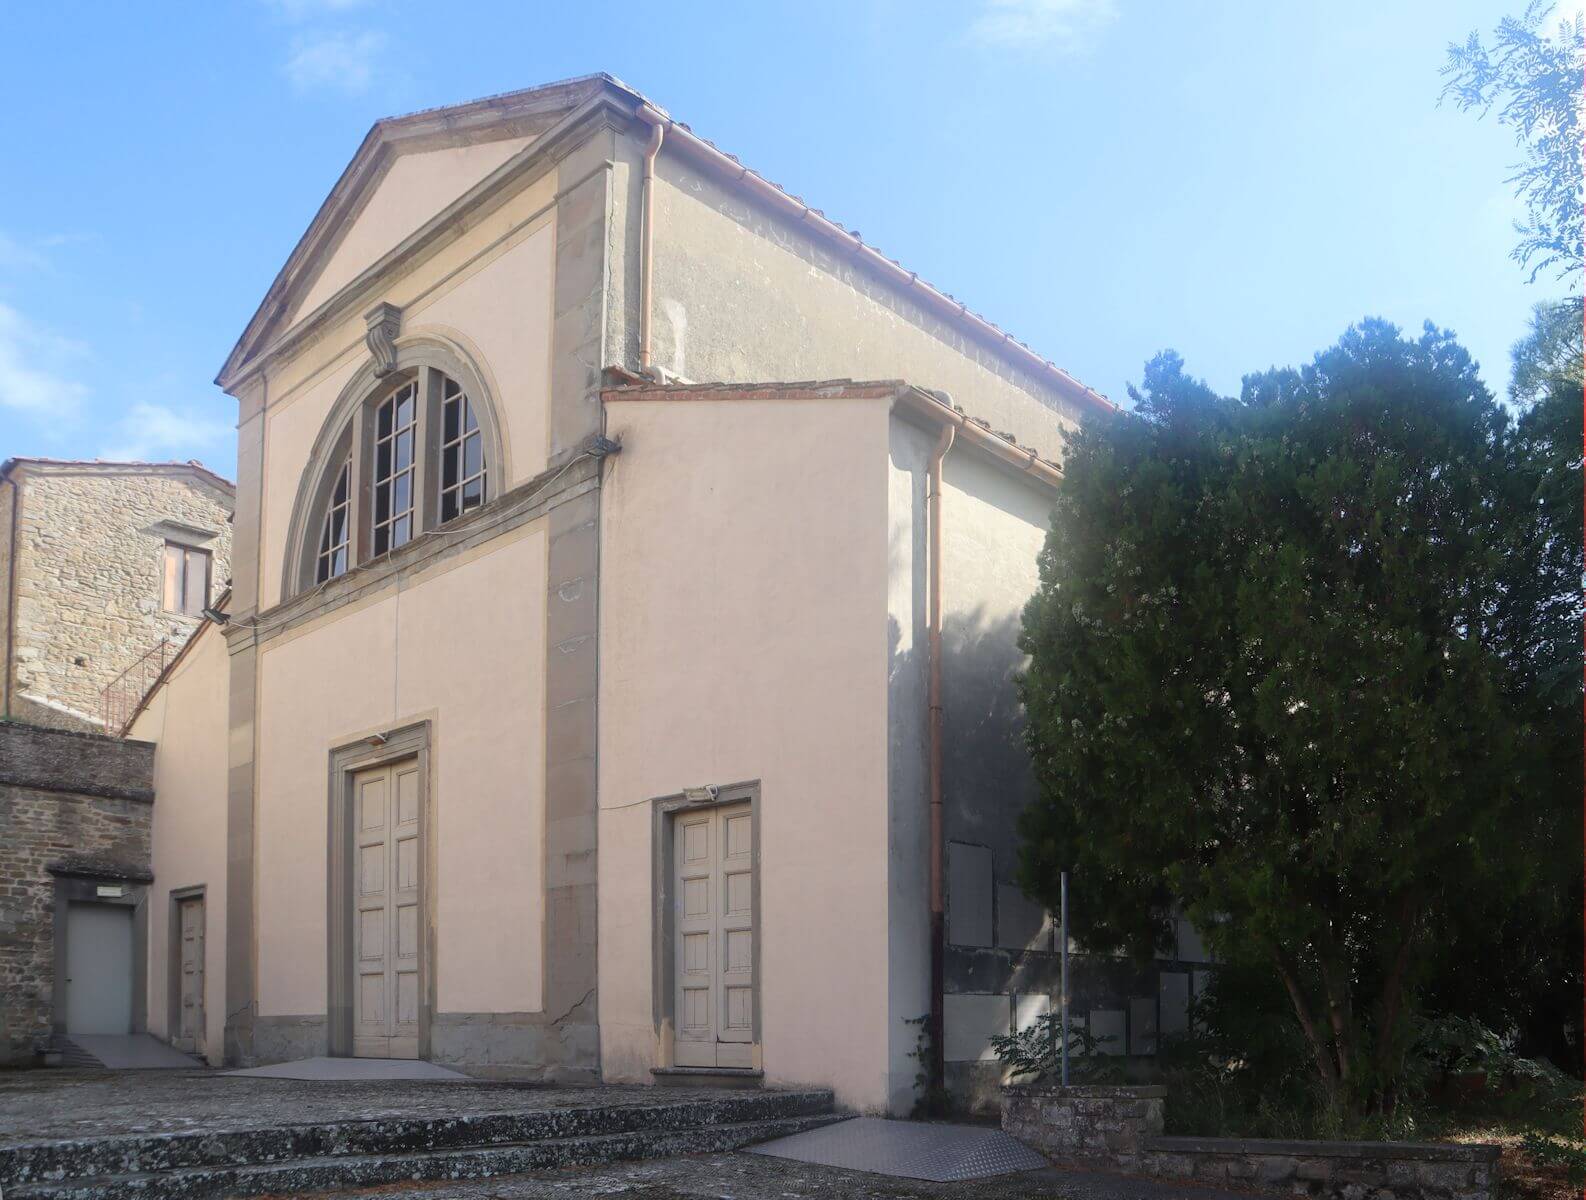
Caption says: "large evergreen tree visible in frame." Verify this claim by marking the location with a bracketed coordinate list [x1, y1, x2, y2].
[1016, 320, 1571, 1112]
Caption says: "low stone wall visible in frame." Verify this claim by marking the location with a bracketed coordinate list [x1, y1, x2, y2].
[1002, 1084, 1166, 1160]
[1139, 1136, 1500, 1199]
[1002, 1084, 1501, 1200]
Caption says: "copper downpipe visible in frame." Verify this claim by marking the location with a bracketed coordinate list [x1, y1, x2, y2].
[926, 419, 955, 1089]
[2, 472, 18, 720]
[636, 106, 666, 378]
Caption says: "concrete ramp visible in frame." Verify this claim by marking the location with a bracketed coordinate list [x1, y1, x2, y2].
[748, 1116, 1048, 1181]
[224, 1056, 468, 1081]
[63, 1035, 203, 1070]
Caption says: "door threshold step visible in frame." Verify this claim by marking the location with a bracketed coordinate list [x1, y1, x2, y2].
[9, 1113, 845, 1200]
[651, 1067, 764, 1089]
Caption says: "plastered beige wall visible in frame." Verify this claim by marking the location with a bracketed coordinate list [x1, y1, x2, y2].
[257, 200, 556, 613]
[253, 527, 547, 1019]
[130, 622, 230, 1064]
[646, 153, 1085, 464]
[597, 395, 893, 1111]
[291, 136, 535, 325]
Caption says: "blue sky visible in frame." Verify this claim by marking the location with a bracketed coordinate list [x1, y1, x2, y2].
[0, 0, 1568, 481]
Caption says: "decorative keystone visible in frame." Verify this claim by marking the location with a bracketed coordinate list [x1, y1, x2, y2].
[364, 302, 402, 377]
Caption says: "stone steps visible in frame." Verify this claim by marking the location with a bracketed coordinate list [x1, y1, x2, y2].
[1, 1089, 840, 1200]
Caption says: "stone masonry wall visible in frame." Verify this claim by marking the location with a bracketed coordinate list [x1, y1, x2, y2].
[4, 465, 232, 731]
[0, 721, 155, 1064]
[1002, 1084, 1501, 1200]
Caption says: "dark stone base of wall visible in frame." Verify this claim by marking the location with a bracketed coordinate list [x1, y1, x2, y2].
[1002, 1084, 1501, 1200]
[249, 1016, 329, 1066]
[430, 1013, 598, 1083]
[244, 1012, 599, 1081]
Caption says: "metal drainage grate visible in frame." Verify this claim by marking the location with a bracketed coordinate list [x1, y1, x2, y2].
[748, 1116, 1049, 1182]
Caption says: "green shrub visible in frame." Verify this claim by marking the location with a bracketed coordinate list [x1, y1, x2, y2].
[988, 1011, 1123, 1083]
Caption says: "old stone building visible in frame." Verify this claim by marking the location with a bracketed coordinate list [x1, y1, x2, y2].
[0, 721, 156, 1066]
[128, 75, 1208, 1108]
[0, 459, 235, 732]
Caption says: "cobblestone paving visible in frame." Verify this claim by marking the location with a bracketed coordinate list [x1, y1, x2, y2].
[0, 1071, 1252, 1198]
[313, 1150, 1254, 1199]
[0, 1069, 729, 1145]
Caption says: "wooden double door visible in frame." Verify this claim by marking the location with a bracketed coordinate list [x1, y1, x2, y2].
[673, 802, 755, 1068]
[351, 759, 422, 1058]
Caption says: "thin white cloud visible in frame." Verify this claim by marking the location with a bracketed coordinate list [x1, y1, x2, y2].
[0, 232, 49, 272]
[0, 303, 89, 419]
[265, 0, 371, 20]
[284, 29, 387, 93]
[100, 402, 233, 463]
[967, 0, 1118, 52]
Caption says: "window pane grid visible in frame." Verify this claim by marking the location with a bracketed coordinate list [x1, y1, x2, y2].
[438, 376, 486, 524]
[316, 456, 351, 583]
[163, 542, 211, 616]
[372, 381, 418, 556]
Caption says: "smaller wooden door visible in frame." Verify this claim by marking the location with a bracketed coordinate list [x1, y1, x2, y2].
[176, 896, 206, 1056]
[352, 759, 422, 1059]
[673, 802, 754, 1068]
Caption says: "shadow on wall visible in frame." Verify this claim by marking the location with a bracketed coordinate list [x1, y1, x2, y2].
[939, 604, 1033, 860]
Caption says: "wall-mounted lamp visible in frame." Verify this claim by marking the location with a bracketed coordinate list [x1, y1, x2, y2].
[202, 607, 230, 626]
[366, 732, 389, 747]
[581, 434, 622, 460]
[682, 785, 718, 804]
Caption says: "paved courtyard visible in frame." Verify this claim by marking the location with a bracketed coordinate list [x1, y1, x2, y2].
[0, 1068, 721, 1145]
[312, 1149, 1255, 1199]
[0, 1069, 1250, 1200]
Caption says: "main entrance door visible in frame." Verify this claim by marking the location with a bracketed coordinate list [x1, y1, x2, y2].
[66, 902, 133, 1035]
[673, 801, 754, 1068]
[351, 759, 422, 1058]
[175, 895, 205, 1055]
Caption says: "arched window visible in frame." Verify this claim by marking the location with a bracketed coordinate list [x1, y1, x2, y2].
[287, 333, 504, 599]
[315, 455, 351, 584]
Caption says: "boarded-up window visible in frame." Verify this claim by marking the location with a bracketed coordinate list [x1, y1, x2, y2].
[163, 542, 211, 616]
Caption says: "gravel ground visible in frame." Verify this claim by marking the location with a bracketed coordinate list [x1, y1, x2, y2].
[307, 1150, 1256, 1199]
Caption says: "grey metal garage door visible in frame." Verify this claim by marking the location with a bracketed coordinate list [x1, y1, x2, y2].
[66, 902, 133, 1034]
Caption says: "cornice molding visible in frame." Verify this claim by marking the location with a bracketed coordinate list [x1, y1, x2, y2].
[217, 89, 632, 392]
[226, 453, 599, 652]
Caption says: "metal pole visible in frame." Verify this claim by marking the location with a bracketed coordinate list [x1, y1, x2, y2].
[1060, 870, 1070, 1087]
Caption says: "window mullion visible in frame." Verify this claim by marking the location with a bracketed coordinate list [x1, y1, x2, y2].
[350, 403, 371, 566]
[415, 366, 436, 533]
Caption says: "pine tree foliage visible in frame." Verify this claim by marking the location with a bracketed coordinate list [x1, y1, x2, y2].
[1442, 1, 1585, 283]
[1016, 319, 1578, 1112]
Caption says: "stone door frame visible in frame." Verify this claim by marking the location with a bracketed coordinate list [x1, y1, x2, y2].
[650, 779, 762, 1070]
[50, 867, 149, 1040]
[166, 883, 206, 1053]
[326, 720, 434, 1059]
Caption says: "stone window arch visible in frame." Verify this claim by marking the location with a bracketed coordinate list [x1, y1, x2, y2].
[284, 328, 507, 600]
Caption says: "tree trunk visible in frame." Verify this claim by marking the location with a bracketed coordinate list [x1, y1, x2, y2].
[1272, 948, 1343, 1104]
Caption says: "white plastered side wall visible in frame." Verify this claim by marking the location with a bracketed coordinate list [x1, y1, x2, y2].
[596, 394, 894, 1112]
[130, 622, 230, 1065]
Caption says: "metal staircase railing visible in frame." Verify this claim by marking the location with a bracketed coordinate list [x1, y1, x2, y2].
[100, 637, 173, 736]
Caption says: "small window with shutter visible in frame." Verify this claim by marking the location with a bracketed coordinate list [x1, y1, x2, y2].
[162, 542, 211, 616]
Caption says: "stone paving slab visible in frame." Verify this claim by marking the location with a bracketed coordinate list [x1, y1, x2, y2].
[0, 1069, 773, 1147]
[63, 1034, 202, 1070]
[224, 1056, 469, 1081]
[750, 1117, 1049, 1181]
[310, 1149, 1257, 1199]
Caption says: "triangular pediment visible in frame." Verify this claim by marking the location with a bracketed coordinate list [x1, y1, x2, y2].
[217, 73, 638, 389]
